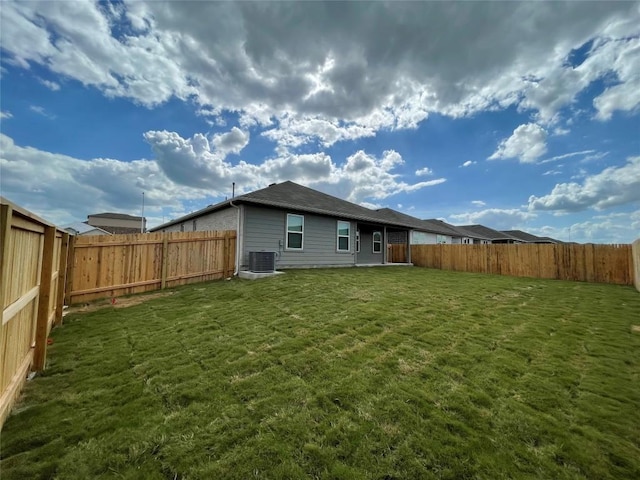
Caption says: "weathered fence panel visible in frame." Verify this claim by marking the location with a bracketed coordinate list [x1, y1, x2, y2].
[67, 230, 236, 304]
[1, 198, 68, 428]
[632, 239, 640, 292]
[403, 243, 634, 285]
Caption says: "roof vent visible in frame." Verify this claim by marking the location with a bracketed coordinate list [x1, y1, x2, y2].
[269, 182, 277, 187]
[249, 251, 276, 273]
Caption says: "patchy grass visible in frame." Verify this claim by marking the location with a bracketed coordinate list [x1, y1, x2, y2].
[1, 268, 639, 479]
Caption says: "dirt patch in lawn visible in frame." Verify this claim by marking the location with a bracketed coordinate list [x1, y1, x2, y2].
[65, 291, 176, 315]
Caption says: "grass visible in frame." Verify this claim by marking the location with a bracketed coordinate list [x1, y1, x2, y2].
[1, 267, 639, 479]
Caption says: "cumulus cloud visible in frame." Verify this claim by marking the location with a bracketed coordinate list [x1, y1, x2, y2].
[460, 160, 476, 168]
[0, 133, 200, 224]
[489, 123, 548, 163]
[528, 156, 640, 212]
[1, 1, 638, 148]
[449, 208, 536, 230]
[212, 127, 250, 155]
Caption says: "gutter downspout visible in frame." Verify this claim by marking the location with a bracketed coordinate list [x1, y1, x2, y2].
[229, 200, 242, 276]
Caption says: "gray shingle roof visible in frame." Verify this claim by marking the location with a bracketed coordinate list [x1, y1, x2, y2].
[501, 230, 562, 244]
[238, 181, 392, 224]
[151, 181, 420, 231]
[457, 224, 522, 242]
[88, 212, 144, 221]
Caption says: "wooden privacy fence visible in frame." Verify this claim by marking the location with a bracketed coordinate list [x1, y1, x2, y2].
[1, 198, 70, 428]
[399, 243, 634, 285]
[67, 230, 236, 304]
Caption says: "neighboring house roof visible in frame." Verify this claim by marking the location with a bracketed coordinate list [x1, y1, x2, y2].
[61, 222, 112, 236]
[375, 209, 456, 234]
[151, 181, 424, 231]
[502, 230, 563, 244]
[449, 224, 492, 241]
[422, 219, 473, 237]
[456, 224, 523, 242]
[88, 212, 144, 221]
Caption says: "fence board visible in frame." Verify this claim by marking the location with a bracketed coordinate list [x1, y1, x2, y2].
[1, 197, 66, 428]
[397, 243, 633, 285]
[68, 230, 237, 304]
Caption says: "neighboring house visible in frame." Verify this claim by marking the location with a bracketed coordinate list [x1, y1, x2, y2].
[374, 209, 459, 244]
[448, 224, 492, 244]
[150, 181, 445, 270]
[87, 212, 146, 234]
[456, 224, 524, 244]
[61, 222, 112, 236]
[501, 230, 562, 244]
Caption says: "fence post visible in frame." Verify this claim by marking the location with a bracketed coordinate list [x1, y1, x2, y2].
[0, 204, 12, 315]
[64, 234, 76, 305]
[0, 204, 12, 373]
[33, 225, 56, 371]
[54, 232, 70, 326]
[161, 236, 169, 290]
[223, 234, 229, 277]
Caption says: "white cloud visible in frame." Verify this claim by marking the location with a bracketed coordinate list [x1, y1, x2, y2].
[449, 208, 536, 230]
[460, 160, 476, 168]
[29, 105, 55, 118]
[489, 123, 548, 163]
[540, 150, 595, 164]
[543, 169, 562, 176]
[532, 210, 640, 244]
[1, 1, 638, 149]
[528, 156, 640, 212]
[471, 200, 486, 207]
[38, 78, 60, 91]
[415, 167, 433, 176]
[212, 127, 250, 155]
[0, 111, 12, 119]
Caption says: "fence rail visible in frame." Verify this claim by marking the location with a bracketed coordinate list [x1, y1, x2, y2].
[398, 243, 634, 285]
[67, 230, 236, 304]
[1, 197, 69, 428]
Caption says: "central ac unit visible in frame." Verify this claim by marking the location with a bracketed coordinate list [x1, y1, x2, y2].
[249, 251, 276, 273]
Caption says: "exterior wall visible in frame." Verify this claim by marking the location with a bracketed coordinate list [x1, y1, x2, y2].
[242, 205, 356, 269]
[162, 208, 238, 233]
[356, 228, 384, 264]
[411, 230, 452, 244]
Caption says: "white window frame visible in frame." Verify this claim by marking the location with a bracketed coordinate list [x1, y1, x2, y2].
[372, 231, 382, 253]
[337, 221, 350, 252]
[356, 230, 360, 253]
[286, 213, 304, 250]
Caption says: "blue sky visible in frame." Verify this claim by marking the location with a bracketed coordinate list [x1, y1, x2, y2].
[1, 1, 639, 243]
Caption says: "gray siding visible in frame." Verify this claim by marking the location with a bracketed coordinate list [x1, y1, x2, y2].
[162, 208, 238, 233]
[356, 230, 384, 264]
[242, 206, 356, 269]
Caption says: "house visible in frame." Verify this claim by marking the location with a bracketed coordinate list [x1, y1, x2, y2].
[500, 230, 562, 244]
[456, 224, 524, 244]
[374, 209, 460, 244]
[60, 222, 112, 236]
[448, 224, 492, 244]
[87, 212, 146, 234]
[150, 181, 444, 271]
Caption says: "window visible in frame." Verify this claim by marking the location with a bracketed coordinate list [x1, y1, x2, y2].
[180, 223, 185, 232]
[337, 221, 350, 251]
[286, 214, 304, 249]
[372, 231, 382, 253]
[192, 219, 197, 231]
[356, 230, 360, 252]
[436, 235, 448, 244]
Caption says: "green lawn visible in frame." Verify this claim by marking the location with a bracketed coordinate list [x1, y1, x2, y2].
[2, 267, 639, 479]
